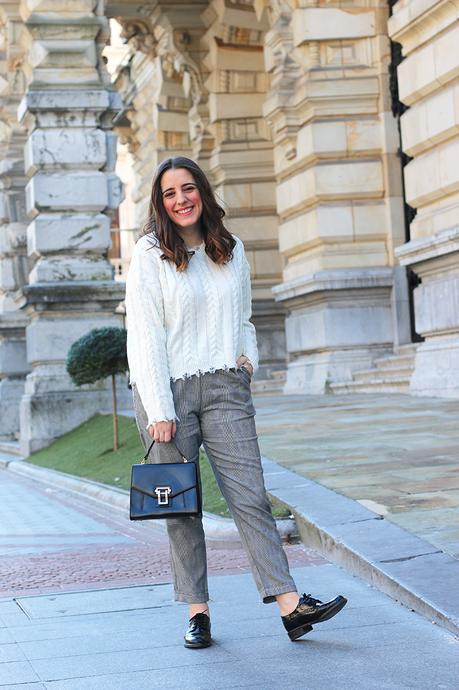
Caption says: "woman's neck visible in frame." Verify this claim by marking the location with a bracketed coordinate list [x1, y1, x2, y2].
[178, 225, 203, 249]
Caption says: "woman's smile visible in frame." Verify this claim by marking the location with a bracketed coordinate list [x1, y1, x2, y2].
[175, 206, 195, 217]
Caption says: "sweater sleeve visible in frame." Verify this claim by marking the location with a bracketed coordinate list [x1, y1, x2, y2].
[125, 240, 177, 427]
[240, 242, 259, 373]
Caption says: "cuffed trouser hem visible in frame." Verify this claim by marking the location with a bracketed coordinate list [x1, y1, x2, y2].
[174, 591, 209, 604]
[262, 584, 298, 604]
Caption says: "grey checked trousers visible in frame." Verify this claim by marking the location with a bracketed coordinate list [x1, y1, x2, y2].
[132, 367, 296, 604]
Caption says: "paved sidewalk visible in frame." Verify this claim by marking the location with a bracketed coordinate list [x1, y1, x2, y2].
[0, 472, 313, 598]
[255, 393, 459, 559]
[1, 399, 459, 687]
[0, 565, 458, 688]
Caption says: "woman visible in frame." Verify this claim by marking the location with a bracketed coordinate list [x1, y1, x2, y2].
[125, 156, 347, 648]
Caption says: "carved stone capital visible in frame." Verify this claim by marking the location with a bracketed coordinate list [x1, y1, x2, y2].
[155, 24, 203, 107]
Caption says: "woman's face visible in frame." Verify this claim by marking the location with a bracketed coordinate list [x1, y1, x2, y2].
[160, 167, 203, 231]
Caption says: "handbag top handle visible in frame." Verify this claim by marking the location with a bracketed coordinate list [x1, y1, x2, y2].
[143, 438, 189, 464]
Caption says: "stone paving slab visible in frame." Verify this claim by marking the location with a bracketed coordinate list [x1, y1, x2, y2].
[0, 567, 457, 689]
[16, 584, 174, 620]
[255, 393, 459, 558]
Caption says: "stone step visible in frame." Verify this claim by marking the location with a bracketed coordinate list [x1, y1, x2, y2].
[395, 343, 418, 355]
[352, 365, 414, 382]
[0, 440, 22, 456]
[251, 369, 286, 395]
[251, 378, 285, 394]
[374, 354, 415, 371]
[330, 376, 410, 395]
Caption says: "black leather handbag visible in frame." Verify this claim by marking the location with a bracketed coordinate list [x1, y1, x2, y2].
[130, 439, 202, 520]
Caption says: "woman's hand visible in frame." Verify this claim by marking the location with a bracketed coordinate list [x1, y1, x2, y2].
[148, 420, 177, 443]
[236, 355, 253, 377]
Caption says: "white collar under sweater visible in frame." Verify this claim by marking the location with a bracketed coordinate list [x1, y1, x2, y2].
[125, 233, 259, 428]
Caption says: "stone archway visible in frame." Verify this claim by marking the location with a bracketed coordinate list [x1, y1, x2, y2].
[107, 0, 287, 380]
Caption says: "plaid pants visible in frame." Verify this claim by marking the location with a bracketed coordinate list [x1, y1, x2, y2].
[132, 367, 296, 603]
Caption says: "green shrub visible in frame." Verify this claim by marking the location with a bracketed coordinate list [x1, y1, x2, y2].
[66, 327, 128, 450]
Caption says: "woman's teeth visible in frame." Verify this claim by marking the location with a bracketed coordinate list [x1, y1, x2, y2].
[176, 207, 193, 215]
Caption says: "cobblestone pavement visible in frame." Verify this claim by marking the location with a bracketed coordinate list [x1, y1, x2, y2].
[255, 393, 459, 559]
[0, 472, 324, 598]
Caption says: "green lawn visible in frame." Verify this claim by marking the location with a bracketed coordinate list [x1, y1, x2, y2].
[27, 414, 289, 519]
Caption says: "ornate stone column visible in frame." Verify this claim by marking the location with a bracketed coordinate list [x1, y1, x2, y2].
[203, 0, 286, 377]
[18, 0, 126, 455]
[258, 0, 406, 392]
[0, 2, 30, 442]
[389, 1, 459, 397]
[111, 4, 207, 228]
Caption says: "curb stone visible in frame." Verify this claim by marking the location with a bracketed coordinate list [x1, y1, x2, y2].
[0, 455, 298, 546]
[261, 456, 459, 637]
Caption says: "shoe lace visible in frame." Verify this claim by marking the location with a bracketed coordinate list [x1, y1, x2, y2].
[189, 611, 210, 624]
[302, 593, 323, 607]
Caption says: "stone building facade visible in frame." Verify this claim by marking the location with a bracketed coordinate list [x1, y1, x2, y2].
[0, 1, 458, 456]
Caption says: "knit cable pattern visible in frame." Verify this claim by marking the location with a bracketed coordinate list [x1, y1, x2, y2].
[126, 234, 259, 425]
[197, 247, 220, 363]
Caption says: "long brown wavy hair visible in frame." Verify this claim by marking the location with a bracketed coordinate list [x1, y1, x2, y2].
[141, 157, 236, 271]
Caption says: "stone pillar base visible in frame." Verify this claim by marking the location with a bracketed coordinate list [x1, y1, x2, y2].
[273, 269, 394, 395]
[409, 339, 459, 398]
[252, 299, 286, 380]
[19, 366, 131, 456]
[397, 228, 459, 399]
[0, 378, 25, 441]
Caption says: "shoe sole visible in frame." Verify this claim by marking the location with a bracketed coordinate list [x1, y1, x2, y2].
[288, 596, 348, 641]
[288, 623, 314, 641]
[184, 640, 212, 649]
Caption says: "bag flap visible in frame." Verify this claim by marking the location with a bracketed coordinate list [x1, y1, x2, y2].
[131, 482, 197, 501]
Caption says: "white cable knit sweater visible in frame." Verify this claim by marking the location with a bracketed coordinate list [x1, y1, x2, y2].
[125, 233, 259, 428]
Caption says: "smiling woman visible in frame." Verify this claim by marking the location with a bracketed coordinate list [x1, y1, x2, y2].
[124, 155, 347, 648]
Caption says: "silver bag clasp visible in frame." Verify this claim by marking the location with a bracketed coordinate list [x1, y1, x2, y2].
[154, 486, 172, 506]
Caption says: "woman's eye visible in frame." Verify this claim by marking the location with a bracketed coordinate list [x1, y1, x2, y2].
[183, 185, 195, 192]
[164, 192, 175, 199]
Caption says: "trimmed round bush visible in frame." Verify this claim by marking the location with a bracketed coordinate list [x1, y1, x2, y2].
[66, 327, 128, 386]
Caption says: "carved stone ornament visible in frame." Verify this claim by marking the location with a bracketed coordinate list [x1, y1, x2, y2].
[118, 19, 157, 57]
[156, 28, 203, 108]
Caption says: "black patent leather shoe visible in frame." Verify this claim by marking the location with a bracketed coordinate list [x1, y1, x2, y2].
[282, 593, 348, 641]
[184, 613, 212, 649]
